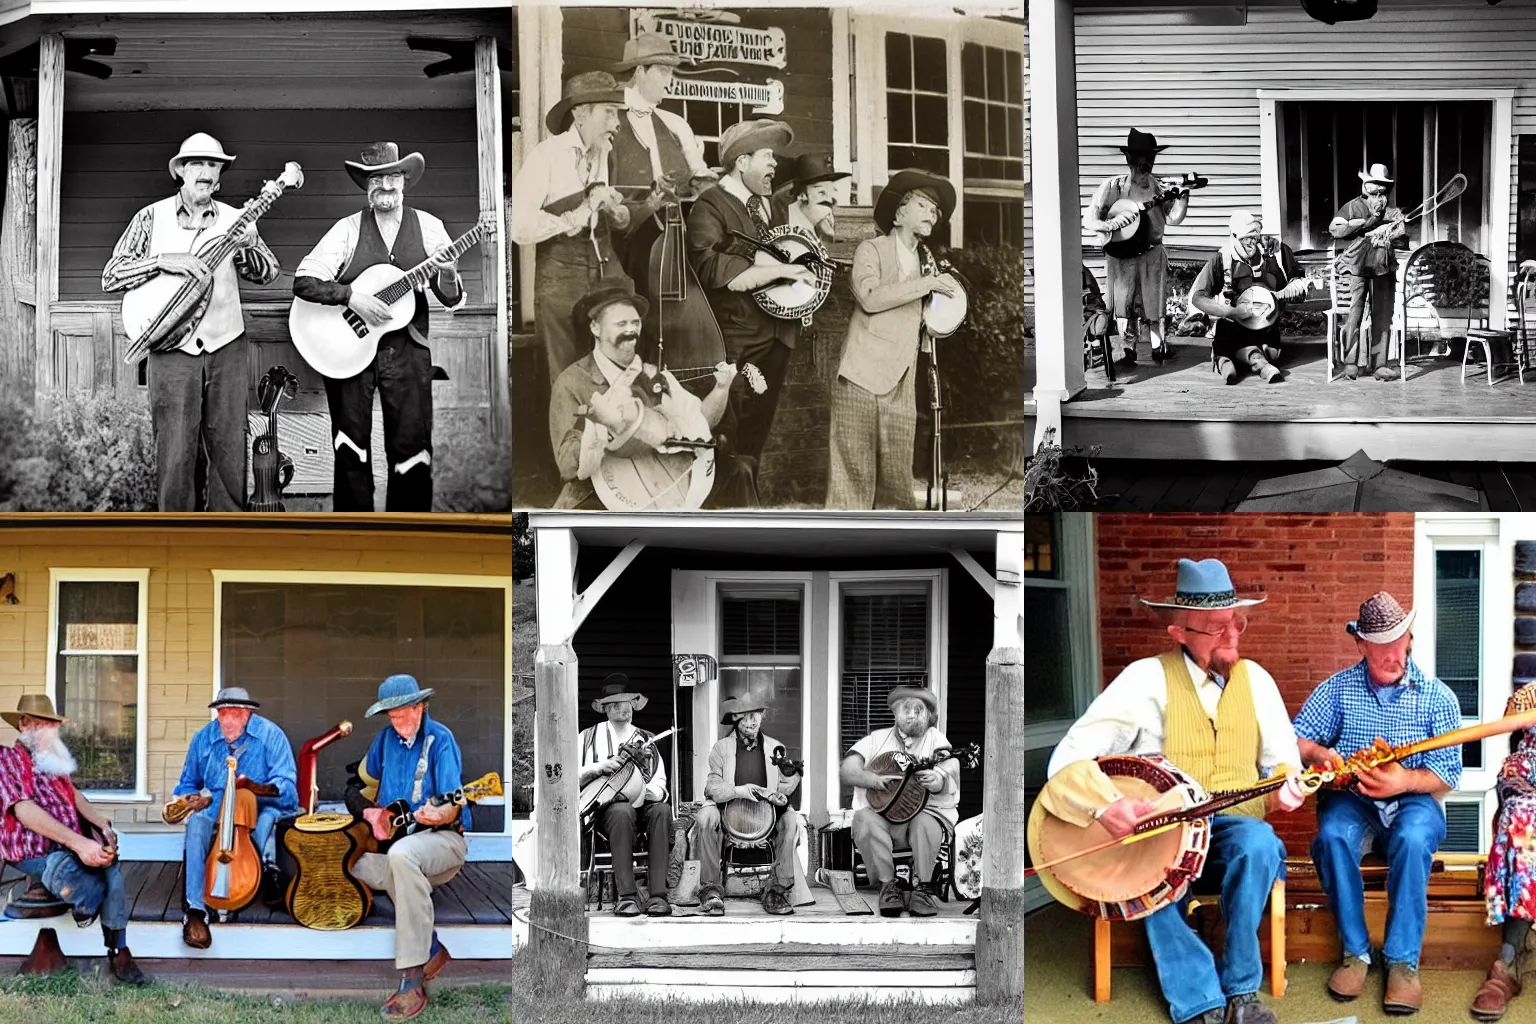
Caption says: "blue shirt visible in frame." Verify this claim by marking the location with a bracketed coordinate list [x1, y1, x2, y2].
[174, 713, 299, 812]
[364, 711, 469, 830]
[1292, 657, 1463, 791]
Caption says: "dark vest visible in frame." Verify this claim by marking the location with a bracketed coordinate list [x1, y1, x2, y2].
[340, 207, 430, 342]
[734, 735, 768, 788]
[610, 111, 690, 188]
[1213, 248, 1289, 350]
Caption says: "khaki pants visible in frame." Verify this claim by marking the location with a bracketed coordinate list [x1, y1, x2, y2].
[352, 829, 467, 969]
[851, 807, 943, 885]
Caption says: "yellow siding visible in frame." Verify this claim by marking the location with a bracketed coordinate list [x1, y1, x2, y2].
[0, 527, 509, 826]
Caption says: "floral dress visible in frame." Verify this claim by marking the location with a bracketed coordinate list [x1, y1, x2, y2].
[1485, 732, 1536, 926]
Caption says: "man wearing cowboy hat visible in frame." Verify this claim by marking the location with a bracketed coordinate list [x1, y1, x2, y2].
[547, 282, 743, 509]
[342, 675, 467, 1019]
[825, 168, 958, 510]
[578, 677, 673, 917]
[1329, 163, 1411, 380]
[1042, 558, 1304, 1024]
[1293, 592, 1462, 1014]
[103, 132, 281, 512]
[511, 70, 634, 382]
[776, 152, 849, 244]
[1189, 211, 1316, 385]
[1084, 128, 1189, 365]
[0, 694, 149, 984]
[169, 686, 298, 949]
[688, 118, 818, 470]
[840, 684, 962, 918]
[294, 143, 493, 512]
[689, 694, 802, 916]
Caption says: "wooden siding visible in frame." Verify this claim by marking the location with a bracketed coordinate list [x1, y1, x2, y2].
[0, 525, 509, 826]
[1023, 22, 1032, 310]
[1073, 3, 1529, 284]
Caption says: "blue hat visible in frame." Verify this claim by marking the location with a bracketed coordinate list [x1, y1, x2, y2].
[1138, 558, 1266, 611]
[365, 674, 435, 718]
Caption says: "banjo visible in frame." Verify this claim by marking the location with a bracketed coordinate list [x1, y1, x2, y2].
[920, 244, 969, 338]
[1095, 172, 1209, 259]
[721, 746, 804, 843]
[866, 741, 982, 823]
[728, 226, 835, 325]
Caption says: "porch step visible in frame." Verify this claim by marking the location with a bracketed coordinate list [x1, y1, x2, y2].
[588, 914, 976, 948]
[589, 941, 975, 972]
[585, 967, 976, 1005]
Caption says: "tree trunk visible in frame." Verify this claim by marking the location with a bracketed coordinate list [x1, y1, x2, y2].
[976, 645, 1024, 1007]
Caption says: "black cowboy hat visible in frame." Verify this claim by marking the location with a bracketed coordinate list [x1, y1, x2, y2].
[592, 674, 648, 713]
[778, 152, 851, 194]
[873, 169, 956, 234]
[1118, 128, 1170, 155]
[344, 142, 425, 191]
[572, 283, 649, 333]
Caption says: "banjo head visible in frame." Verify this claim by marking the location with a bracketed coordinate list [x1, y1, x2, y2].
[593, 448, 715, 511]
[924, 283, 969, 338]
[1232, 285, 1279, 330]
[1106, 197, 1144, 243]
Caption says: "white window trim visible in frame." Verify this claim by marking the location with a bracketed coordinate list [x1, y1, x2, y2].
[209, 570, 514, 838]
[1257, 88, 1513, 330]
[46, 567, 151, 802]
[1024, 513, 1100, 749]
[823, 568, 949, 816]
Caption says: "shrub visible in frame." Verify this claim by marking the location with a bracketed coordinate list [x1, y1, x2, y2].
[432, 410, 511, 512]
[6, 393, 156, 512]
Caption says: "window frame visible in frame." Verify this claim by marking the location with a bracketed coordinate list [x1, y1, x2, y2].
[209, 569, 514, 839]
[46, 567, 151, 802]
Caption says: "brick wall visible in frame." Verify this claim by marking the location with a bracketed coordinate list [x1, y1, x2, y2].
[1094, 513, 1416, 855]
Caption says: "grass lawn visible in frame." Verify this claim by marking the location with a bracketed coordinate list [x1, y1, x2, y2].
[0, 970, 510, 1023]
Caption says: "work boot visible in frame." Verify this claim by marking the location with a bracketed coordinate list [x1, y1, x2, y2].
[1257, 362, 1286, 383]
[423, 932, 452, 982]
[1384, 961, 1423, 1014]
[1177, 1008, 1224, 1024]
[1472, 958, 1521, 1021]
[1262, 344, 1283, 363]
[1374, 364, 1401, 381]
[1224, 993, 1277, 1024]
[878, 880, 906, 918]
[1328, 956, 1370, 1000]
[907, 882, 940, 918]
[262, 863, 285, 910]
[107, 946, 150, 987]
[1215, 356, 1238, 384]
[182, 908, 211, 949]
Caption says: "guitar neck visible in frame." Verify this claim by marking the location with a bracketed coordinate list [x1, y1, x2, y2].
[202, 184, 287, 271]
[377, 224, 486, 305]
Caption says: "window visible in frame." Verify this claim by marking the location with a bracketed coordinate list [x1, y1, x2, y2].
[885, 32, 950, 178]
[1024, 514, 1075, 723]
[838, 584, 930, 806]
[52, 577, 146, 794]
[961, 43, 1023, 183]
[662, 97, 744, 171]
[718, 591, 804, 806]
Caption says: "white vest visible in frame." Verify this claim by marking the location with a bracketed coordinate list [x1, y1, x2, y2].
[147, 195, 245, 355]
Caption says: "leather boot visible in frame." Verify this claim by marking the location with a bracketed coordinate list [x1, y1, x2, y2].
[1472, 959, 1521, 1021]
[1384, 961, 1423, 1014]
[381, 967, 428, 1020]
[1215, 356, 1238, 384]
[1328, 957, 1370, 1000]
[878, 880, 906, 918]
[182, 908, 211, 949]
[423, 932, 452, 982]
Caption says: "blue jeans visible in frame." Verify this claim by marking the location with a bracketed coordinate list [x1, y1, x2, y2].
[14, 850, 128, 933]
[1311, 789, 1445, 968]
[1143, 814, 1285, 1023]
[183, 802, 284, 913]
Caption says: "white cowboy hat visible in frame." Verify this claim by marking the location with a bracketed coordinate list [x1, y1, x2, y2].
[169, 133, 235, 180]
[1358, 163, 1394, 186]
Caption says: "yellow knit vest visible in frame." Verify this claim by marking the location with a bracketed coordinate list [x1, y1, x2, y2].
[1160, 650, 1266, 820]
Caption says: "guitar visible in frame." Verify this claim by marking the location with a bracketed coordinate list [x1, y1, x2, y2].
[577, 726, 678, 823]
[289, 212, 495, 380]
[247, 365, 298, 512]
[866, 741, 982, 823]
[371, 771, 502, 849]
[122, 162, 305, 364]
[1096, 172, 1208, 258]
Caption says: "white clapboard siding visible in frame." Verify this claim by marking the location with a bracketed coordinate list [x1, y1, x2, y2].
[1074, 2, 1536, 284]
[1023, 22, 1033, 310]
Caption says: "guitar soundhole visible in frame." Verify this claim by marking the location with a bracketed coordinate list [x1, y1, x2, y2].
[342, 309, 369, 338]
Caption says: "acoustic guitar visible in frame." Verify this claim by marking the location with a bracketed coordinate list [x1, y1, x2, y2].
[866, 742, 982, 823]
[373, 771, 502, 850]
[247, 365, 298, 512]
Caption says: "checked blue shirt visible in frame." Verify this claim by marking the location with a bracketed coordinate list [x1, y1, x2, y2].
[1292, 657, 1463, 794]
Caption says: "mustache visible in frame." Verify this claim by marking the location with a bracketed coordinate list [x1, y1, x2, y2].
[617, 332, 639, 344]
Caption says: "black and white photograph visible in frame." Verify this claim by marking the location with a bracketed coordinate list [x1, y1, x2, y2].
[0, 2, 510, 513]
[509, 5, 1027, 511]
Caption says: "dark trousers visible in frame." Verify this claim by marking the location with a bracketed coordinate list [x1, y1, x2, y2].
[601, 799, 672, 898]
[724, 335, 793, 466]
[1342, 270, 1396, 369]
[324, 329, 433, 512]
[147, 339, 247, 512]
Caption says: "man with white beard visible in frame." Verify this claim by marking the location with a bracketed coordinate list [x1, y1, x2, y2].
[0, 695, 149, 984]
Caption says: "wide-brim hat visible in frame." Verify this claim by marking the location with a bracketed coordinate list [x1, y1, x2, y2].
[719, 694, 769, 724]
[572, 283, 649, 334]
[168, 132, 235, 180]
[1506, 681, 1536, 719]
[873, 169, 957, 235]
[545, 70, 627, 136]
[592, 674, 648, 713]
[345, 142, 425, 192]
[1118, 127, 1170, 155]
[719, 118, 794, 170]
[365, 674, 435, 717]
[612, 32, 688, 72]
[779, 152, 851, 194]
[209, 687, 260, 710]
[1139, 557, 1267, 611]
[1358, 163, 1394, 186]
[1347, 591, 1416, 644]
[887, 685, 939, 717]
[1, 693, 68, 730]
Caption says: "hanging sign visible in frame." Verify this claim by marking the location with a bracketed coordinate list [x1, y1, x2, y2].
[635, 11, 788, 69]
[667, 78, 785, 116]
[674, 653, 718, 688]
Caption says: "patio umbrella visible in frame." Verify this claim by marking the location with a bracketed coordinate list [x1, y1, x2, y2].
[1235, 450, 1482, 511]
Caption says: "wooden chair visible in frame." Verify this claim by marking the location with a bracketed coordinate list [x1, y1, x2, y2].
[850, 817, 958, 901]
[581, 819, 651, 912]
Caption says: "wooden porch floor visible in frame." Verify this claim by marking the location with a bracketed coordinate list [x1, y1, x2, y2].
[582, 890, 977, 922]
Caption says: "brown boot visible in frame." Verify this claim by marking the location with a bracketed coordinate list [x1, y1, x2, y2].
[182, 908, 211, 949]
[1328, 957, 1370, 1000]
[1472, 959, 1522, 1021]
[1384, 961, 1423, 1015]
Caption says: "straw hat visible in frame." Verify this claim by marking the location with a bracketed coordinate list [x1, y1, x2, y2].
[1346, 592, 1416, 644]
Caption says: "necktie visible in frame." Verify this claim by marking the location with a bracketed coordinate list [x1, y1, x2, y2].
[747, 195, 769, 231]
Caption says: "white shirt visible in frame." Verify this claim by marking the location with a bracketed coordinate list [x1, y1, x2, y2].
[622, 85, 712, 181]
[848, 725, 961, 826]
[294, 207, 464, 310]
[510, 126, 611, 247]
[580, 721, 668, 806]
[1046, 651, 1301, 782]
[894, 233, 921, 280]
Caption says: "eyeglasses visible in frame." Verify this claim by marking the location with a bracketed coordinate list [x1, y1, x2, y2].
[1179, 614, 1249, 637]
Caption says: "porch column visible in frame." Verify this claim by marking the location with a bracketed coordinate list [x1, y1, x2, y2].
[976, 527, 1024, 1006]
[32, 33, 63, 407]
[0, 119, 37, 395]
[475, 36, 510, 441]
[1028, 0, 1084, 453]
[531, 526, 585, 996]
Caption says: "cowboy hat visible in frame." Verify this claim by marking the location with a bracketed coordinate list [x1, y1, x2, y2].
[719, 694, 769, 725]
[873, 168, 957, 234]
[1138, 558, 1267, 611]
[611, 32, 688, 72]
[168, 132, 235, 180]
[778, 152, 851, 194]
[718, 118, 794, 170]
[1358, 163, 1394, 186]
[592, 674, 648, 713]
[1347, 591, 1416, 644]
[1118, 128, 1170, 155]
[887, 685, 939, 717]
[365, 674, 435, 718]
[344, 142, 426, 192]
[208, 687, 260, 710]
[1, 694, 68, 730]
[545, 70, 627, 136]
[572, 283, 649, 333]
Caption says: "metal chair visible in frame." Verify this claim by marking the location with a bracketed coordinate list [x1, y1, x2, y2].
[849, 816, 958, 902]
[1393, 240, 1486, 382]
[581, 819, 651, 912]
[1466, 267, 1535, 386]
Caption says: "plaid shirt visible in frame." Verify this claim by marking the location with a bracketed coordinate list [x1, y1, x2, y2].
[0, 744, 83, 862]
[1293, 657, 1463, 791]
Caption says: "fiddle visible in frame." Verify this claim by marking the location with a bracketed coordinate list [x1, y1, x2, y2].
[203, 756, 269, 913]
